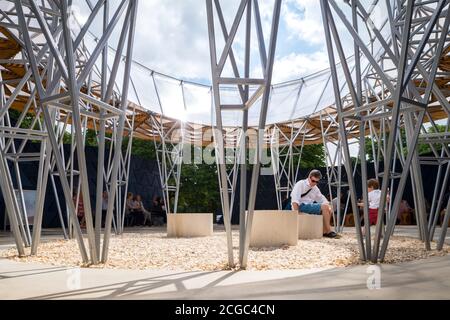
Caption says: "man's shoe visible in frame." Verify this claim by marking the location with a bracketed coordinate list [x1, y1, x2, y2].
[323, 231, 339, 238]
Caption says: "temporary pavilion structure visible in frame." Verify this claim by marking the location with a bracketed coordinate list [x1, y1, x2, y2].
[0, 0, 449, 267]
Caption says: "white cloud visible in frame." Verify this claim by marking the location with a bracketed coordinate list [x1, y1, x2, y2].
[272, 51, 329, 83]
[132, 0, 331, 84]
[118, 1, 341, 84]
[133, 0, 211, 81]
[282, 0, 326, 45]
[271, 0, 338, 82]
[281, 0, 357, 68]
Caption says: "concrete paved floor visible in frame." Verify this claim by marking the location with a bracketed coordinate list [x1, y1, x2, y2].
[1, 226, 450, 299]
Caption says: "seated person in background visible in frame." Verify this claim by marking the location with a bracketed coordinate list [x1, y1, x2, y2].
[160, 197, 167, 223]
[291, 169, 338, 238]
[440, 190, 450, 226]
[358, 179, 389, 235]
[73, 192, 85, 228]
[441, 208, 449, 227]
[125, 192, 134, 226]
[214, 208, 224, 224]
[330, 191, 346, 226]
[151, 196, 166, 226]
[131, 195, 145, 226]
[282, 195, 291, 210]
[398, 199, 412, 225]
[135, 194, 152, 226]
[101, 191, 109, 228]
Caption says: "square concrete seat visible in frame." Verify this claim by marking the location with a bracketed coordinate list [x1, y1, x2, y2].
[298, 213, 323, 239]
[249, 210, 298, 247]
[167, 213, 213, 237]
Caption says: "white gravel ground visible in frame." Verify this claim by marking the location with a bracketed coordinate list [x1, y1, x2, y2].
[1, 228, 449, 271]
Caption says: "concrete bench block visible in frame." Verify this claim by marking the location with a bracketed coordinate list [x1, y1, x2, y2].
[167, 213, 213, 237]
[250, 210, 298, 247]
[298, 213, 323, 239]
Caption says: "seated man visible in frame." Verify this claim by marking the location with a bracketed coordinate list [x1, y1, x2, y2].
[291, 169, 338, 238]
[151, 196, 166, 226]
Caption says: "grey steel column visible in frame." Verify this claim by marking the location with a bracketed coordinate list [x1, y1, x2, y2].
[320, 0, 366, 260]
[14, 0, 89, 262]
[95, 0, 109, 257]
[352, 0, 371, 260]
[31, 135, 52, 255]
[372, 0, 415, 262]
[241, 0, 282, 268]
[430, 163, 450, 239]
[102, 0, 138, 263]
[379, 2, 450, 260]
[61, 0, 98, 263]
[119, 110, 136, 232]
[239, 0, 251, 263]
[31, 9, 58, 252]
[437, 197, 450, 250]
[206, 0, 238, 267]
[0, 145, 25, 255]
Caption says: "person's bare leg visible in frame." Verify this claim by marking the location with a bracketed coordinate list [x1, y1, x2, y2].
[321, 204, 332, 234]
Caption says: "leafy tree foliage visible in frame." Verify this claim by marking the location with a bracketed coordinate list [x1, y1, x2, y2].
[7, 109, 327, 213]
[297, 144, 326, 168]
[365, 124, 447, 162]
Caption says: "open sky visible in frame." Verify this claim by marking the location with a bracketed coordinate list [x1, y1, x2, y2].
[69, 0, 370, 157]
[68, 0, 384, 86]
[124, 0, 331, 85]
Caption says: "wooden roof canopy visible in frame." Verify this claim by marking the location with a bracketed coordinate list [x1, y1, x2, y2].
[1, 27, 449, 148]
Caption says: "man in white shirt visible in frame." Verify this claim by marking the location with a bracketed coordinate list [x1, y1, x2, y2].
[291, 169, 337, 238]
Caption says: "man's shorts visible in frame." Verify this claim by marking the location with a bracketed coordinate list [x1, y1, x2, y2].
[299, 203, 322, 215]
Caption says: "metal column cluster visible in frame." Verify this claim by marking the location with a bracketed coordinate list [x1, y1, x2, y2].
[1, 0, 449, 269]
[149, 114, 185, 214]
[320, 0, 450, 262]
[0, 0, 138, 264]
[269, 123, 306, 210]
[206, 0, 282, 268]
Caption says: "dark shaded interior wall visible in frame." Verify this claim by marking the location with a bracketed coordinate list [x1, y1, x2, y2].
[0, 143, 444, 228]
[228, 162, 443, 224]
[0, 142, 161, 229]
